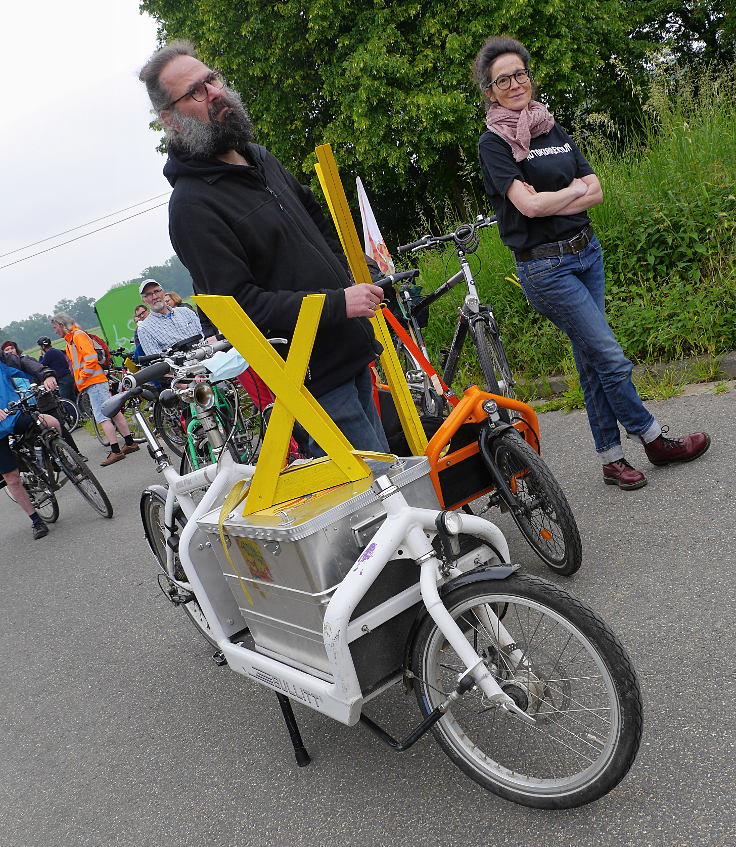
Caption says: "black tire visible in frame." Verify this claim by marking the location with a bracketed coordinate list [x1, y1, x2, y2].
[153, 400, 187, 457]
[140, 489, 217, 647]
[57, 398, 80, 432]
[89, 415, 107, 446]
[6, 453, 59, 523]
[410, 572, 643, 809]
[490, 429, 582, 575]
[76, 391, 95, 426]
[49, 438, 113, 518]
[472, 316, 515, 424]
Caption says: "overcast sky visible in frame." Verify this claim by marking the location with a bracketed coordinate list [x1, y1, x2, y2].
[0, 1, 174, 326]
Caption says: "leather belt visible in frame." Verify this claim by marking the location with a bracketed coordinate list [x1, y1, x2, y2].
[515, 225, 594, 263]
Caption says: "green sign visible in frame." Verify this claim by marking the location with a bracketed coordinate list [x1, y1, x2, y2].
[94, 283, 142, 348]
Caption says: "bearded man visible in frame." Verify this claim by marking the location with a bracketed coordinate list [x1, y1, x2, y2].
[138, 41, 389, 457]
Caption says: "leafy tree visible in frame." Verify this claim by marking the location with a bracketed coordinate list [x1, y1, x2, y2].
[140, 0, 648, 240]
[52, 295, 97, 328]
[120, 255, 194, 298]
[630, 1, 734, 67]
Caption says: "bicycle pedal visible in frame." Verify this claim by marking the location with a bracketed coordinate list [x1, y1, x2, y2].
[168, 590, 193, 606]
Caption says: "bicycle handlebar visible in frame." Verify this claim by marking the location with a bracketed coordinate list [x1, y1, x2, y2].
[122, 360, 172, 390]
[396, 216, 497, 254]
[122, 339, 233, 391]
[137, 334, 205, 366]
[374, 269, 420, 290]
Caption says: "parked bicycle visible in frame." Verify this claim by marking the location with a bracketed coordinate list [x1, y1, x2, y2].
[135, 335, 264, 470]
[2, 385, 113, 519]
[384, 216, 515, 423]
[102, 340, 642, 810]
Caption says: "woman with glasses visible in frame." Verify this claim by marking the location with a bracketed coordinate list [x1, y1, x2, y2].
[473, 36, 710, 490]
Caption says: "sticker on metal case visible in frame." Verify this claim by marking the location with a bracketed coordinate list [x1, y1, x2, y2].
[237, 537, 275, 582]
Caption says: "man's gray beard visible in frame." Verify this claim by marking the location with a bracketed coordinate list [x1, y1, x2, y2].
[167, 86, 255, 159]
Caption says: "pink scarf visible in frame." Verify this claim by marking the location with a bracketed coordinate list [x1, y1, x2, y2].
[485, 101, 555, 162]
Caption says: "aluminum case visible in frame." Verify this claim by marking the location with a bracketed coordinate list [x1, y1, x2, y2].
[197, 457, 439, 691]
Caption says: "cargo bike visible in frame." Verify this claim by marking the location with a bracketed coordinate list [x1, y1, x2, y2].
[106, 310, 642, 810]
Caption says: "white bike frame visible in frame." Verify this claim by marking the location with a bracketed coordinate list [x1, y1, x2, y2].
[132, 401, 532, 729]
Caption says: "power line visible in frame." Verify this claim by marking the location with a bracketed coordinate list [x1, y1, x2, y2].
[0, 191, 172, 259]
[0, 202, 170, 271]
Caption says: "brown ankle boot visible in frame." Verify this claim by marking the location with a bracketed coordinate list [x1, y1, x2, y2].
[644, 428, 711, 466]
[602, 459, 647, 490]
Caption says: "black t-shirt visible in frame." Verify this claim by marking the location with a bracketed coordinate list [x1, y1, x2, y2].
[479, 122, 594, 252]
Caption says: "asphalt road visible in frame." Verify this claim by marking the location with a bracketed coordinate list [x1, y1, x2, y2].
[1, 387, 734, 847]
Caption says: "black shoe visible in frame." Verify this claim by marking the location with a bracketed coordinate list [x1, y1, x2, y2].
[33, 521, 49, 540]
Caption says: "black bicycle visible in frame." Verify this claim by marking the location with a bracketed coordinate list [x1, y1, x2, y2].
[391, 216, 516, 423]
[3, 386, 113, 519]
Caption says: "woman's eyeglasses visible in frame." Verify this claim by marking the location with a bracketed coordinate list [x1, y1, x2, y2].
[487, 69, 531, 91]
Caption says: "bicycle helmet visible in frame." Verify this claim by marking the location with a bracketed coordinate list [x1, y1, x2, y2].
[37, 337, 52, 346]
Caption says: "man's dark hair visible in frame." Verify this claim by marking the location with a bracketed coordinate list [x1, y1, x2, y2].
[472, 36, 531, 95]
[139, 40, 198, 112]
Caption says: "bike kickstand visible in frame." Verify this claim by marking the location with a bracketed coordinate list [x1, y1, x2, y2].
[275, 693, 311, 767]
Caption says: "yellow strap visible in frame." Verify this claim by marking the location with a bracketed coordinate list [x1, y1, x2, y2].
[217, 480, 254, 605]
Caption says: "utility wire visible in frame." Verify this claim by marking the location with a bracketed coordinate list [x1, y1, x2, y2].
[0, 192, 172, 259]
[0, 202, 169, 271]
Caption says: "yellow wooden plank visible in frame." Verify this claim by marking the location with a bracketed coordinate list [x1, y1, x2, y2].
[313, 144, 427, 454]
[315, 163, 348, 256]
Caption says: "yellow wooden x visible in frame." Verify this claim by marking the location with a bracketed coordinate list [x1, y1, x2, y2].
[194, 293, 372, 515]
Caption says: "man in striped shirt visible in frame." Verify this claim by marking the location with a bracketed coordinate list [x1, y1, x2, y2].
[136, 279, 203, 355]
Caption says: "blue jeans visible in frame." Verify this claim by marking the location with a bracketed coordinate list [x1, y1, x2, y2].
[516, 235, 660, 463]
[308, 368, 390, 458]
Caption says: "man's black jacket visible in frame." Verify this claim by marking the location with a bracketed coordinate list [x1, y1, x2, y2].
[164, 143, 379, 398]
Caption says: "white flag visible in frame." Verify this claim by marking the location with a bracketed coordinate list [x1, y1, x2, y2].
[356, 177, 395, 274]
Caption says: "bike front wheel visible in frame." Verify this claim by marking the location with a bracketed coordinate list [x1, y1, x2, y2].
[153, 400, 187, 457]
[489, 429, 582, 575]
[140, 489, 217, 647]
[410, 573, 642, 809]
[472, 316, 516, 423]
[50, 438, 113, 518]
[6, 453, 59, 523]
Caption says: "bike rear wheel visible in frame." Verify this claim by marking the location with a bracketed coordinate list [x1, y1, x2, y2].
[140, 489, 217, 647]
[410, 573, 642, 808]
[488, 429, 581, 575]
[49, 438, 113, 518]
[57, 398, 80, 432]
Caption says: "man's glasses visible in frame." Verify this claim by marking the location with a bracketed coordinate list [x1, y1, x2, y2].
[142, 289, 164, 298]
[166, 71, 225, 109]
[486, 69, 531, 91]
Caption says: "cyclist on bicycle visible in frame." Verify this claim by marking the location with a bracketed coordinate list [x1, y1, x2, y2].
[0, 349, 59, 539]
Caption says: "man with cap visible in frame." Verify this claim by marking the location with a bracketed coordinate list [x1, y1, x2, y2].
[37, 337, 76, 402]
[136, 278, 203, 356]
